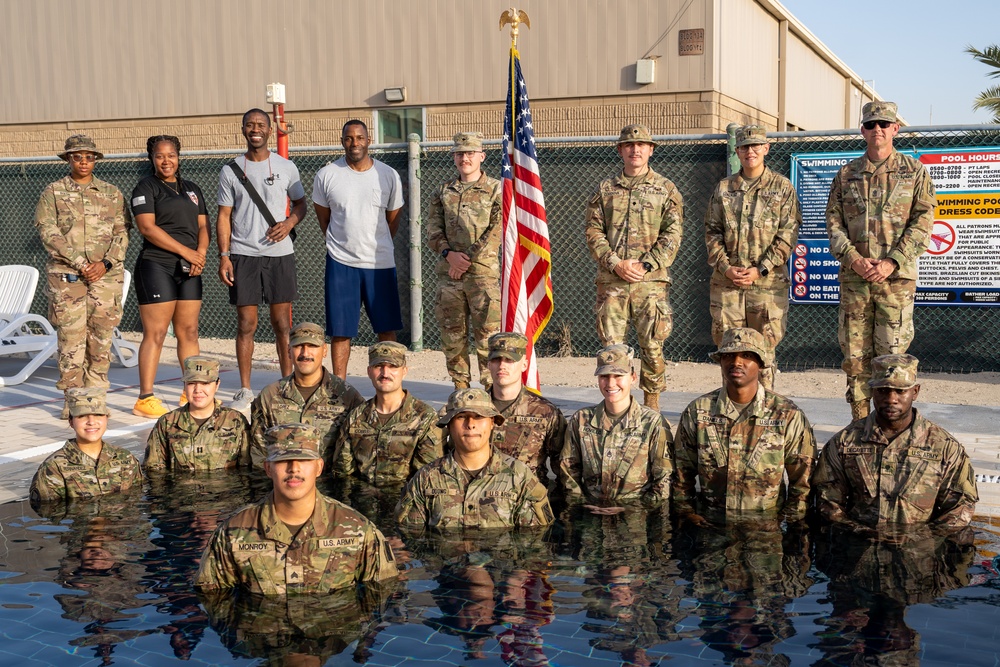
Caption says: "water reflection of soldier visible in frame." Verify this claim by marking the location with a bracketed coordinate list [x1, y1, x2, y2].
[673, 518, 812, 666]
[49, 498, 157, 664]
[813, 525, 974, 666]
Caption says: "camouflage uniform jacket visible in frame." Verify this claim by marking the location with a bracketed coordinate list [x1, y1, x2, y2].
[29, 439, 142, 504]
[492, 387, 568, 481]
[395, 450, 555, 530]
[558, 398, 673, 507]
[825, 149, 936, 281]
[250, 370, 365, 466]
[330, 391, 444, 484]
[426, 173, 502, 278]
[35, 175, 129, 274]
[673, 386, 817, 519]
[812, 410, 978, 529]
[584, 167, 684, 285]
[704, 167, 801, 289]
[144, 401, 251, 471]
[194, 491, 399, 595]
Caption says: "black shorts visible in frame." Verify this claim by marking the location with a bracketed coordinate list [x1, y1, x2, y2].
[229, 254, 298, 306]
[134, 257, 203, 305]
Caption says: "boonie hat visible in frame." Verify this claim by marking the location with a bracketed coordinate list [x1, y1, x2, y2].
[868, 354, 919, 389]
[58, 134, 104, 161]
[289, 322, 325, 347]
[595, 344, 634, 376]
[708, 328, 772, 368]
[862, 101, 898, 125]
[66, 387, 111, 417]
[182, 355, 220, 383]
[735, 125, 769, 148]
[437, 388, 504, 427]
[617, 124, 657, 146]
[452, 131, 485, 153]
[265, 423, 322, 462]
[369, 341, 407, 367]
[488, 332, 527, 362]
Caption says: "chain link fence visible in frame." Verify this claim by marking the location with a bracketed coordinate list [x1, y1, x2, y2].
[3, 126, 1000, 373]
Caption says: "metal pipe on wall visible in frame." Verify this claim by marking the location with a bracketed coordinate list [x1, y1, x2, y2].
[407, 133, 423, 352]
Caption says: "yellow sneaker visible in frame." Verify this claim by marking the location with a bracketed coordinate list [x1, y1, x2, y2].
[133, 395, 169, 419]
[178, 392, 188, 408]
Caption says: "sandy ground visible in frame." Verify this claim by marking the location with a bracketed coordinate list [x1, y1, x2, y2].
[125, 332, 1000, 407]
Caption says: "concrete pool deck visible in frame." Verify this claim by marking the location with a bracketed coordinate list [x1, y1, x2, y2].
[2, 355, 999, 516]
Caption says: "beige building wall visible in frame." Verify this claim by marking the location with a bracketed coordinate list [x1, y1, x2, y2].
[784, 34, 850, 131]
[716, 0, 780, 119]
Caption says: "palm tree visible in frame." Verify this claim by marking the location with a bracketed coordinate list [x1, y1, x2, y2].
[966, 44, 1000, 123]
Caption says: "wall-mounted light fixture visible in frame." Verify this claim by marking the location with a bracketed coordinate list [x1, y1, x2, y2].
[384, 87, 407, 103]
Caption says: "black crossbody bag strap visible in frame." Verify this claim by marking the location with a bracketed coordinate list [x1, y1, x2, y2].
[227, 160, 296, 242]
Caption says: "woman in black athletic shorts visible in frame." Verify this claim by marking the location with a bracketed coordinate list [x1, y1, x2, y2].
[129, 135, 209, 418]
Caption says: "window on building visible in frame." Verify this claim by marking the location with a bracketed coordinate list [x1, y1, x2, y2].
[376, 107, 424, 144]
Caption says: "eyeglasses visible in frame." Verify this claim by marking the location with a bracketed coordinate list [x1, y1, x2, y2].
[736, 144, 765, 153]
[863, 120, 893, 130]
[69, 153, 97, 164]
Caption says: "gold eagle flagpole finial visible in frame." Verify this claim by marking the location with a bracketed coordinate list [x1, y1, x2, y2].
[499, 8, 530, 48]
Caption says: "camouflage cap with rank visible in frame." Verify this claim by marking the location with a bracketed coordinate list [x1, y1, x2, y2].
[58, 134, 104, 160]
[289, 322, 325, 347]
[66, 387, 111, 417]
[437, 388, 504, 427]
[451, 131, 485, 153]
[862, 101, 898, 125]
[488, 332, 527, 362]
[617, 123, 657, 146]
[595, 344, 635, 376]
[182, 355, 219, 383]
[735, 125, 769, 148]
[868, 354, 919, 389]
[265, 423, 323, 462]
[369, 341, 407, 367]
[709, 327, 773, 367]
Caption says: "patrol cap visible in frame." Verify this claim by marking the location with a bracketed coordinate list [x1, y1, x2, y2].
[289, 322, 325, 347]
[66, 387, 111, 417]
[735, 125, 769, 148]
[451, 131, 485, 153]
[58, 134, 104, 161]
[369, 341, 407, 367]
[437, 388, 504, 427]
[595, 344, 634, 376]
[182, 355, 219, 383]
[862, 101, 898, 125]
[264, 423, 323, 462]
[617, 124, 657, 146]
[488, 332, 527, 362]
[868, 354, 919, 389]
[708, 328, 772, 368]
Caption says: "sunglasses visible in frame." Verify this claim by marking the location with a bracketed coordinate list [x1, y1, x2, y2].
[863, 120, 893, 130]
[69, 153, 98, 164]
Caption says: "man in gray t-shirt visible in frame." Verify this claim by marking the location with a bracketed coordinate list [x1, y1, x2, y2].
[217, 108, 307, 411]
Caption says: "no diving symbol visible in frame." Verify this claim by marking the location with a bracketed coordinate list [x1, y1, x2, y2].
[794, 244, 807, 257]
[926, 220, 956, 256]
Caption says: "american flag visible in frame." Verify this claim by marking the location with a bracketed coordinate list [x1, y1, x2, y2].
[500, 46, 553, 392]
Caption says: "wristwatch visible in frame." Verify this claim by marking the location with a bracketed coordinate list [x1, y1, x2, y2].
[219, 252, 231, 258]
[759, 266, 769, 277]
[102, 259, 112, 272]
[642, 262, 653, 272]
[442, 249, 451, 258]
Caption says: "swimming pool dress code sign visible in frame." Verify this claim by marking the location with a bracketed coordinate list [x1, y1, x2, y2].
[789, 147, 1000, 305]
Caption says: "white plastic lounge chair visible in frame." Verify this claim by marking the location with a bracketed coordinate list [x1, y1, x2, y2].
[0, 265, 58, 387]
[111, 270, 138, 367]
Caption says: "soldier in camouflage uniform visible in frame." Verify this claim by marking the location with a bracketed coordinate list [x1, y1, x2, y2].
[195, 423, 398, 594]
[585, 124, 684, 411]
[35, 135, 129, 419]
[331, 342, 443, 484]
[144, 356, 251, 471]
[673, 328, 817, 525]
[558, 345, 673, 510]
[826, 102, 936, 420]
[487, 332, 567, 482]
[812, 354, 978, 530]
[426, 131, 502, 390]
[250, 322, 364, 466]
[395, 389, 554, 530]
[30, 388, 142, 506]
[705, 125, 801, 390]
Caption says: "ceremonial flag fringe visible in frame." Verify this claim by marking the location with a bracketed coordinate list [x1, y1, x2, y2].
[500, 46, 553, 392]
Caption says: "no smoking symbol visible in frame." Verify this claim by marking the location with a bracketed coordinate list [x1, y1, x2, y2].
[794, 257, 807, 270]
